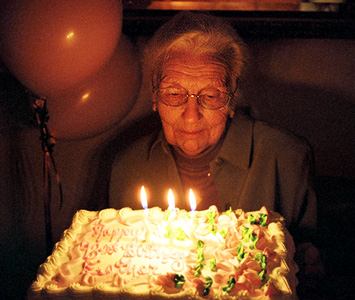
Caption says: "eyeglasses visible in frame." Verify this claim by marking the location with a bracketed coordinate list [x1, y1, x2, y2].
[153, 87, 232, 110]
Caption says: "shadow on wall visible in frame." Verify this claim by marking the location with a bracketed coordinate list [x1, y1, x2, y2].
[246, 79, 355, 178]
[243, 38, 355, 179]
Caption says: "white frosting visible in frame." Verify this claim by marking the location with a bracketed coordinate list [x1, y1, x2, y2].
[27, 206, 298, 300]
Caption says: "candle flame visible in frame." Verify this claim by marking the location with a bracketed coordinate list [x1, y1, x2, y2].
[189, 189, 196, 211]
[141, 186, 148, 210]
[168, 189, 175, 211]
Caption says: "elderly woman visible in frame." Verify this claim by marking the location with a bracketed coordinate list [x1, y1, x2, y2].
[109, 12, 324, 295]
[109, 11, 316, 241]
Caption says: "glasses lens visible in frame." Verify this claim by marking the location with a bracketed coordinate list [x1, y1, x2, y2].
[199, 88, 230, 109]
[157, 88, 186, 107]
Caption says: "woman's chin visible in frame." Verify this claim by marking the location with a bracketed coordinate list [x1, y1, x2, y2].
[179, 140, 205, 156]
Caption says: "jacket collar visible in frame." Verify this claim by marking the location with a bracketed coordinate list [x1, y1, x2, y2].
[149, 129, 170, 158]
[217, 114, 253, 170]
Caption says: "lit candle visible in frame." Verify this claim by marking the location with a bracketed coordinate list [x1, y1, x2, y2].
[189, 189, 198, 245]
[167, 189, 176, 246]
[140, 186, 150, 242]
[168, 189, 176, 215]
[189, 188, 197, 217]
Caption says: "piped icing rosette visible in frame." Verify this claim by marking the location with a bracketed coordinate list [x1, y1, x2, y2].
[27, 206, 298, 300]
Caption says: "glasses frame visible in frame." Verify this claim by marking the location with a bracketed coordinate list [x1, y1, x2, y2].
[153, 86, 233, 110]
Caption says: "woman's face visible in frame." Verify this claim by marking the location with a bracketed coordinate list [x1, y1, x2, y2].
[154, 55, 232, 156]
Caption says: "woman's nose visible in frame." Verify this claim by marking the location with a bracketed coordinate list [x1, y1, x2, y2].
[182, 95, 202, 123]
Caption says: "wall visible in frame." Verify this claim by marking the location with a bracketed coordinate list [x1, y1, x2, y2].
[245, 38, 355, 179]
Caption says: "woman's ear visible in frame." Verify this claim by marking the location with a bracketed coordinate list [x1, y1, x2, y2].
[152, 102, 157, 112]
[228, 109, 235, 118]
[228, 95, 237, 118]
[152, 90, 158, 111]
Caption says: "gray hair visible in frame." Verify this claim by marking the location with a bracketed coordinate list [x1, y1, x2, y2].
[143, 11, 248, 97]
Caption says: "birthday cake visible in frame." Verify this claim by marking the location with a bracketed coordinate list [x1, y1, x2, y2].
[27, 206, 298, 299]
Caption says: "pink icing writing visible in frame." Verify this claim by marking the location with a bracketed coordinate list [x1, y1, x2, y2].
[78, 238, 188, 277]
[80, 241, 121, 259]
[122, 238, 187, 262]
[91, 221, 144, 242]
[115, 257, 159, 277]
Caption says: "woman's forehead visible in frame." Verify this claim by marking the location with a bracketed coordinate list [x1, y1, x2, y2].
[161, 56, 227, 80]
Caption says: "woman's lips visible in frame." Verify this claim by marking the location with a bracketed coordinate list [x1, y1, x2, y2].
[180, 129, 204, 137]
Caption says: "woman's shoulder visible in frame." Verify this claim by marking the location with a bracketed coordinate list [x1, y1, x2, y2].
[113, 129, 160, 165]
[111, 114, 163, 165]
[256, 119, 310, 151]
[252, 120, 313, 162]
[232, 114, 312, 155]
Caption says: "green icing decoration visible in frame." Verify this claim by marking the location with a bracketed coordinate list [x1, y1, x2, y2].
[258, 269, 266, 281]
[194, 240, 205, 277]
[197, 240, 204, 249]
[166, 209, 172, 221]
[242, 225, 258, 249]
[242, 226, 252, 242]
[206, 211, 217, 234]
[175, 227, 186, 241]
[250, 232, 258, 249]
[236, 243, 248, 261]
[248, 213, 267, 227]
[248, 214, 256, 224]
[261, 279, 272, 290]
[219, 228, 228, 239]
[259, 214, 267, 227]
[206, 211, 216, 223]
[195, 264, 203, 277]
[173, 274, 186, 289]
[208, 223, 217, 234]
[226, 207, 233, 216]
[254, 253, 267, 281]
[165, 226, 171, 238]
[255, 253, 267, 269]
[203, 276, 213, 296]
[209, 258, 217, 272]
[222, 276, 236, 293]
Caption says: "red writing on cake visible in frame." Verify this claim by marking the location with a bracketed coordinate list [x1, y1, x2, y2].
[91, 221, 145, 243]
[79, 238, 188, 277]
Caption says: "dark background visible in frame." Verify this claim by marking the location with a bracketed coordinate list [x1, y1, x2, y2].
[1, 7, 354, 299]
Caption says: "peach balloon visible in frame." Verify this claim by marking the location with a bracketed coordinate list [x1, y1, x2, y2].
[46, 35, 141, 140]
[0, 0, 122, 97]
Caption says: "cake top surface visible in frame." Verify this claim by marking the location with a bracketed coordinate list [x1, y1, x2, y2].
[29, 206, 298, 299]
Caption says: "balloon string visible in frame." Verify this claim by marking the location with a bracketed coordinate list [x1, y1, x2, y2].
[43, 151, 52, 256]
[31, 94, 63, 256]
